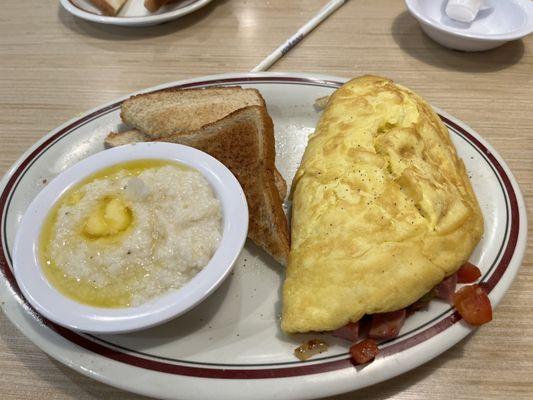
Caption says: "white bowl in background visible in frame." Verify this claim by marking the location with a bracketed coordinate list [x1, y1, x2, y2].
[405, 0, 533, 51]
[12, 142, 248, 334]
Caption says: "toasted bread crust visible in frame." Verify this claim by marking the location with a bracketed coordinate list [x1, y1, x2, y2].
[273, 169, 287, 201]
[104, 130, 148, 149]
[144, 0, 179, 12]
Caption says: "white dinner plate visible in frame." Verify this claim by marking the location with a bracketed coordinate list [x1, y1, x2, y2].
[59, 0, 213, 27]
[0, 72, 527, 400]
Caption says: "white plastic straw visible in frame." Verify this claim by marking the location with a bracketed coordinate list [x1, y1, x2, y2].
[251, 0, 347, 72]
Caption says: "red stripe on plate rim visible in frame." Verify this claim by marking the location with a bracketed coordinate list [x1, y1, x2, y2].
[0, 76, 521, 379]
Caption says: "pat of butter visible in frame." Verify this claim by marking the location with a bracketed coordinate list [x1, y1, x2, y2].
[445, 0, 482, 23]
[84, 198, 132, 237]
[124, 177, 150, 201]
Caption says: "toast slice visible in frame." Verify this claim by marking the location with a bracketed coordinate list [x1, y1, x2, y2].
[104, 129, 287, 201]
[105, 130, 148, 148]
[155, 106, 290, 265]
[121, 87, 265, 139]
[89, 0, 127, 16]
[144, 0, 179, 12]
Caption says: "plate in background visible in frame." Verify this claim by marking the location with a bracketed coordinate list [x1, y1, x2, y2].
[60, 0, 213, 26]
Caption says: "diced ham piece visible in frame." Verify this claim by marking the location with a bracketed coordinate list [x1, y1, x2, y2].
[332, 322, 360, 342]
[368, 309, 406, 340]
[435, 273, 457, 303]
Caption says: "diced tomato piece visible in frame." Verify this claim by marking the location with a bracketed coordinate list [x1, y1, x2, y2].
[368, 309, 406, 340]
[350, 339, 379, 365]
[435, 273, 457, 303]
[332, 322, 360, 342]
[453, 284, 492, 326]
[457, 262, 481, 283]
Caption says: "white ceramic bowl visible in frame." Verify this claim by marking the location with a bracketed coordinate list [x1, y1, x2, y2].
[405, 0, 533, 51]
[12, 142, 248, 334]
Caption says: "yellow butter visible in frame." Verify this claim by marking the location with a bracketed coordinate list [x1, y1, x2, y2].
[84, 197, 132, 237]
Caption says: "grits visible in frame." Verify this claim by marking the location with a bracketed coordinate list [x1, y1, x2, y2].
[39, 160, 222, 308]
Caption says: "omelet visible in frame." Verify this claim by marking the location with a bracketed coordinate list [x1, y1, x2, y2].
[281, 75, 483, 333]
